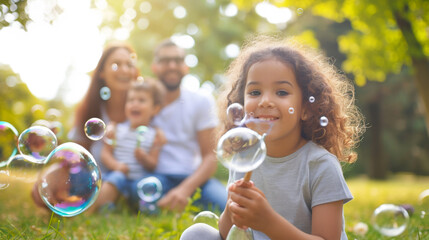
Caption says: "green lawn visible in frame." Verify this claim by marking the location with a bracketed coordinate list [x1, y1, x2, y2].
[1, 173, 428, 239]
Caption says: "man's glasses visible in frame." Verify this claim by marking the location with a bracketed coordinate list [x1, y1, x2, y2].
[156, 56, 185, 65]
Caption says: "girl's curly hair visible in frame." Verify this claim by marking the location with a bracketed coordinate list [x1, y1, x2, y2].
[217, 35, 365, 163]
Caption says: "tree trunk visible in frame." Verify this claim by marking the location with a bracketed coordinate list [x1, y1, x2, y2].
[394, 7, 429, 136]
[367, 99, 387, 179]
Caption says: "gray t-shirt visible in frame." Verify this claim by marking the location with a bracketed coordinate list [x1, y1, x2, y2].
[228, 141, 352, 239]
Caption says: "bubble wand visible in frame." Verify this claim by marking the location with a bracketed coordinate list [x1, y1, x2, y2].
[218, 104, 269, 240]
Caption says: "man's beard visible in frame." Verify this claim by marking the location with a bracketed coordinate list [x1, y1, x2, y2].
[159, 71, 183, 91]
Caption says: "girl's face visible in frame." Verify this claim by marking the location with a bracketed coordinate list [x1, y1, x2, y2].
[125, 90, 159, 128]
[102, 48, 136, 92]
[244, 59, 306, 152]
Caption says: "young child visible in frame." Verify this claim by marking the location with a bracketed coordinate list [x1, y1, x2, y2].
[180, 36, 365, 239]
[91, 78, 166, 212]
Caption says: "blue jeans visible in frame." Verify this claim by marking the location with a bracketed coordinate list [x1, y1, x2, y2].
[103, 171, 141, 204]
[141, 173, 227, 212]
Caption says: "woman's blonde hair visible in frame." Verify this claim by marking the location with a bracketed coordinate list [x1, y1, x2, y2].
[217, 35, 365, 163]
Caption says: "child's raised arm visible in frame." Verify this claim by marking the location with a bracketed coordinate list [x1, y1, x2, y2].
[134, 127, 166, 172]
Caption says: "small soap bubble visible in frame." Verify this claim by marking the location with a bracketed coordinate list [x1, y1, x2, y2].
[418, 189, 429, 207]
[18, 126, 57, 164]
[371, 204, 409, 237]
[288, 107, 295, 114]
[136, 125, 148, 145]
[31, 104, 45, 118]
[309, 96, 315, 103]
[100, 86, 111, 100]
[46, 108, 62, 121]
[38, 142, 101, 217]
[217, 127, 266, 173]
[226, 225, 254, 239]
[111, 63, 118, 71]
[84, 118, 106, 141]
[7, 154, 44, 183]
[227, 103, 244, 126]
[49, 121, 64, 138]
[0, 170, 9, 190]
[297, 8, 304, 15]
[0, 121, 19, 167]
[137, 176, 163, 203]
[193, 211, 219, 229]
[320, 116, 329, 127]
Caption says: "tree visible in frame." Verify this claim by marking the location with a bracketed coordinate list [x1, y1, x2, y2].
[233, 0, 429, 134]
[0, 0, 30, 30]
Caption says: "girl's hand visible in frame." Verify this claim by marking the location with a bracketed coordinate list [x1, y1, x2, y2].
[228, 179, 274, 231]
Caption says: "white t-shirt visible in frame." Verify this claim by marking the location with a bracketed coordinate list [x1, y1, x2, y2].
[229, 141, 352, 240]
[113, 121, 156, 180]
[152, 89, 218, 175]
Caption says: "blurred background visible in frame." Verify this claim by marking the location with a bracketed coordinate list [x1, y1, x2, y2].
[1, 0, 428, 180]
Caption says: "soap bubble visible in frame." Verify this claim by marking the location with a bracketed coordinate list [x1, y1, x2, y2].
[227, 103, 245, 126]
[0, 121, 19, 167]
[320, 116, 329, 127]
[226, 225, 254, 239]
[7, 154, 44, 183]
[418, 189, 429, 207]
[84, 118, 106, 141]
[137, 176, 163, 203]
[45, 108, 62, 121]
[193, 211, 219, 229]
[38, 142, 101, 217]
[288, 107, 295, 114]
[18, 126, 57, 164]
[217, 127, 266, 173]
[32, 120, 64, 139]
[297, 8, 304, 15]
[136, 125, 148, 145]
[0, 170, 9, 190]
[100, 86, 111, 100]
[309, 96, 315, 103]
[371, 204, 409, 237]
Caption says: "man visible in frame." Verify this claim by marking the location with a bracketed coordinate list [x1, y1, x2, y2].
[149, 39, 227, 212]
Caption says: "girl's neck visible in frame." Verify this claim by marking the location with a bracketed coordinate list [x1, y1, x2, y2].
[266, 137, 307, 158]
[105, 90, 128, 123]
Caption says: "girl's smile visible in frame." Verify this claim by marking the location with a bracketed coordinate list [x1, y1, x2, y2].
[244, 59, 306, 157]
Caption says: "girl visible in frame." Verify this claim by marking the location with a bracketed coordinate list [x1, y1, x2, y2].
[181, 35, 365, 240]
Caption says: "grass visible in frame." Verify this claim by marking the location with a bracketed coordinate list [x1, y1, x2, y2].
[1, 173, 429, 239]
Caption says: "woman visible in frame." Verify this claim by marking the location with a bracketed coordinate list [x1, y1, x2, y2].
[32, 42, 139, 208]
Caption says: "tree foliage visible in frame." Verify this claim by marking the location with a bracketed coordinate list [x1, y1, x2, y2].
[0, 0, 29, 30]
[234, 0, 429, 133]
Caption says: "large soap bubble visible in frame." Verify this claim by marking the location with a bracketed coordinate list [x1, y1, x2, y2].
[0, 121, 19, 167]
[371, 204, 409, 237]
[38, 142, 101, 217]
[217, 127, 266, 173]
[18, 126, 57, 163]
